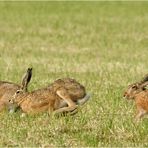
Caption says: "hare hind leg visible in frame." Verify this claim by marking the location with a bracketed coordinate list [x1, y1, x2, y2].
[54, 88, 77, 115]
[76, 93, 91, 105]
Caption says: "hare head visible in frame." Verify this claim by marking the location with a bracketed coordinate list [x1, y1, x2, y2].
[8, 67, 32, 113]
[123, 83, 141, 100]
[123, 74, 148, 100]
[8, 89, 24, 113]
[9, 89, 23, 102]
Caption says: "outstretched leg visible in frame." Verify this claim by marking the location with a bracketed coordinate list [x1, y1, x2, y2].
[53, 88, 78, 115]
[76, 93, 91, 105]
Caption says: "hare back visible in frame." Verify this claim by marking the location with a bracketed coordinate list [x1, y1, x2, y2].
[48, 78, 86, 100]
[14, 88, 60, 106]
[15, 89, 57, 103]
[0, 81, 20, 100]
[49, 78, 85, 90]
[0, 81, 20, 91]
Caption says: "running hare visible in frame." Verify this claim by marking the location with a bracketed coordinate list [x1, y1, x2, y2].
[9, 78, 90, 115]
[123, 74, 148, 120]
[0, 68, 32, 112]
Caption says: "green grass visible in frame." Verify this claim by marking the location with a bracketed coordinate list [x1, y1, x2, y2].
[0, 1, 148, 147]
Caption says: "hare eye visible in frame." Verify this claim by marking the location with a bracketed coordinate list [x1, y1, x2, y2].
[132, 85, 137, 89]
[9, 99, 12, 103]
[16, 90, 21, 94]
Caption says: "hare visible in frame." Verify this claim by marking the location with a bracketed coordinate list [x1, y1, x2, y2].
[123, 74, 148, 120]
[9, 78, 91, 116]
[0, 68, 32, 112]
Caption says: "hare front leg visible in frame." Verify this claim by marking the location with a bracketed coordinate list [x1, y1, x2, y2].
[54, 88, 78, 115]
[135, 107, 147, 122]
[48, 103, 54, 115]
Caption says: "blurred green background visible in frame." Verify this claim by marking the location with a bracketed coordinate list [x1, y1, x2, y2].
[0, 2, 148, 147]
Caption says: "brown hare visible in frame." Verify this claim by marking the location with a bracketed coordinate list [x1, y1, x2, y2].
[123, 74, 148, 121]
[9, 78, 91, 116]
[0, 68, 32, 112]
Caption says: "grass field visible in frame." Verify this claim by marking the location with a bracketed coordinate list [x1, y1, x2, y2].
[0, 1, 148, 147]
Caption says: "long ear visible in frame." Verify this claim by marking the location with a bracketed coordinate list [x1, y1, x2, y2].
[21, 68, 32, 92]
[140, 81, 148, 90]
[139, 74, 148, 90]
[141, 74, 148, 83]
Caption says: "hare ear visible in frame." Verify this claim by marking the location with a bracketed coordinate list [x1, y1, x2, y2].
[138, 74, 148, 90]
[141, 74, 148, 83]
[140, 81, 148, 90]
[21, 68, 32, 92]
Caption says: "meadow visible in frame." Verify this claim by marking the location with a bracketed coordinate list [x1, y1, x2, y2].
[0, 1, 148, 147]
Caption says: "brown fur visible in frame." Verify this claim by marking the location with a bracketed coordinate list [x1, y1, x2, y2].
[0, 68, 32, 112]
[9, 78, 90, 115]
[124, 74, 148, 120]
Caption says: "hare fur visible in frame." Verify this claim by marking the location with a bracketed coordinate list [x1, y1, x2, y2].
[123, 74, 148, 120]
[9, 78, 90, 115]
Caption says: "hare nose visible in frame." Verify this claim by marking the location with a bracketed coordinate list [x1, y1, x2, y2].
[123, 92, 127, 98]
